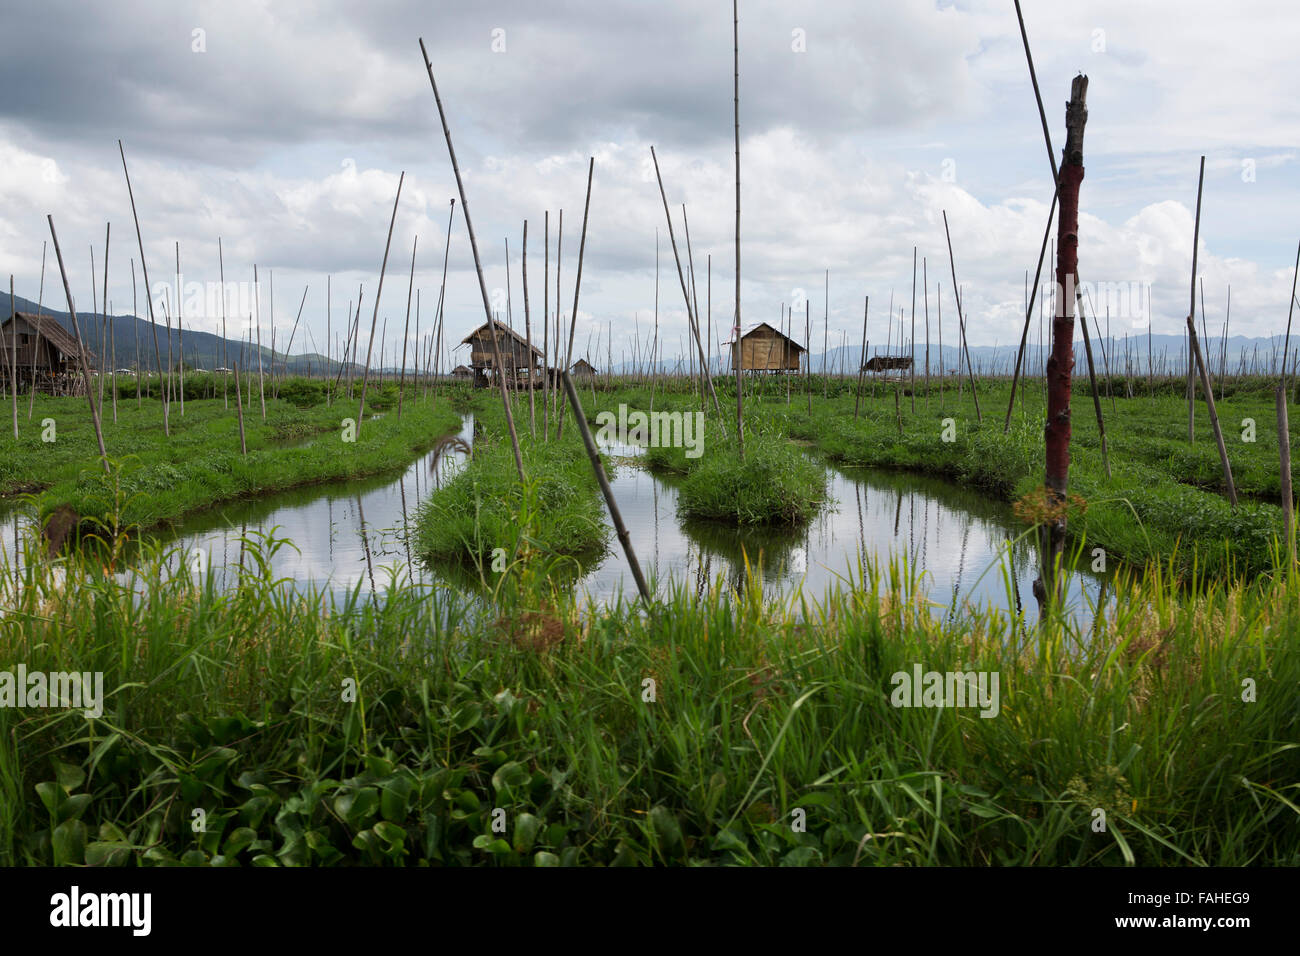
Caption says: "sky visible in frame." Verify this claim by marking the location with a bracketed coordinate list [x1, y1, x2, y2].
[0, 0, 1297, 370]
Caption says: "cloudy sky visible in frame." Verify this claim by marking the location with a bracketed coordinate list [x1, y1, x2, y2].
[0, 0, 1296, 370]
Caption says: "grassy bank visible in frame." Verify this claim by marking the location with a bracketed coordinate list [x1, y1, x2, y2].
[0, 380, 462, 533]
[1, 534, 1296, 866]
[411, 411, 611, 572]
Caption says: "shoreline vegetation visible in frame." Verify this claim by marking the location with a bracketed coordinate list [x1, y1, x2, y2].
[0, 373, 1296, 866]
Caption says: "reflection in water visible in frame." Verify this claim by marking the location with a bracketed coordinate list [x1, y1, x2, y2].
[0, 416, 1106, 625]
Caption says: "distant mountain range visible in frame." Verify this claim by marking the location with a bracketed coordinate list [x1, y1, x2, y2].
[4, 289, 1296, 379]
[0, 292, 351, 376]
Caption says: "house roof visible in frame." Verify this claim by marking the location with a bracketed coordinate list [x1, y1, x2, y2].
[728, 321, 806, 351]
[460, 321, 543, 357]
[1, 312, 98, 365]
[570, 358, 597, 371]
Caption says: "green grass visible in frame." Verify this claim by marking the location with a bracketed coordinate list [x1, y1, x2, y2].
[1, 530, 1296, 866]
[0, 378, 463, 532]
[411, 420, 611, 571]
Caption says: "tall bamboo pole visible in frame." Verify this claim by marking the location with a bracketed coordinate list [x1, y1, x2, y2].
[1281, 239, 1299, 388]
[432, 198, 454, 410]
[909, 246, 916, 411]
[48, 216, 108, 472]
[219, 238, 229, 408]
[732, 0, 744, 458]
[1185, 156, 1237, 506]
[1277, 386, 1294, 565]
[397, 234, 417, 419]
[923, 257, 931, 410]
[356, 171, 404, 437]
[253, 265, 266, 419]
[26, 242, 46, 418]
[556, 157, 597, 441]
[648, 148, 720, 416]
[118, 140, 168, 434]
[942, 211, 982, 421]
[854, 295, 869, 419]
[420, 39, 524, 479]
[104, 223, 116, 422]
[521, 220, 536, 437]
[175, 242, 184, 416]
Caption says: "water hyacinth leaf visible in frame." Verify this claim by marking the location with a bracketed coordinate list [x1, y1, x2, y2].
[35, 781, 62, 817]
[334, 787, 380, 827]
[181, 849, 208, 866]
[84, 841, 133, 867]
[380, 777, 414, 822]
[492, 761, 530, 797]
[471, 834, 512, 855]
[533, 850, 560, 866]
[53, 761, 86, 792]
[58, 793, 92, 824]
[51, 820, 87, 865]
[223, 827, 259, 856]
[648, 806, 685, 860]
[512, 812, 541, 853]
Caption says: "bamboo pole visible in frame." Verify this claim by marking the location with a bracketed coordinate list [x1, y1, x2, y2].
[432, 198, 454, 410]
[732, 0, 744, 458]
[647, 148, 720, 416]
[253, 265, 266, 419]
[48, 216, 109, 473]
[556, 157, 597, 441]
[1282, 239, 1299, 388]
[561, 369, 650, 602]
[1185, 156, 1237, 506]
[26, 242, 46, 418]
[942, 211, 982, 421]
[175, 242, 184, 416]
[909, 246, 916, 412]
[854, 295, 869, 419]
[119, 140, 168, 434]
[276, 284, 308, 401]
[1075, 287, 1111, 478]
[234, 361, 247, 455]
[805, 298, 812, 414]
[104, 223, 116, 422]
[1277, 385, 1294, 565]
[219, 238, 229, 408]
[923, 257, 931, 410]
[397, 234, 417, 419]
[522, 219, 536, 437]
[356, 171, 404, 437]
[420, 39, 525, 479]
[543, 210, 550, 437]
[8, 275, 15, 438]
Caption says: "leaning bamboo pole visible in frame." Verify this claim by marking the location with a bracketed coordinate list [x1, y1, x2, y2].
[175, 242, 184, 416]
[48, 216, 109, 473]
[219, 238, 229, 408]
[420, 38, 524, 479]
[923, 257, 931, 410]
[555, 158, 596, 441]
[26, 242, 46, 419]
[8, 275, 16, 438]
[432, 198, 454, 410]
[1277, 386, 1294, 565]
[119, 140, 168, 434]
[647, 148, 720, 417]
[1282, 239, 1299, 389]
[253, 265, 266, 419]
[942, 211, 982, 421]
[356, 171, 404, 437]
[104, 223, 116, 422]
[1185, 156, 1237, 506]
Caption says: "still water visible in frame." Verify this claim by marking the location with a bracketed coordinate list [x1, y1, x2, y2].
[0, 415, 1107, 623]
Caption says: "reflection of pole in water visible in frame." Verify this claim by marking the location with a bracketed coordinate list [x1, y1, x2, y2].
[399, 475, 413, 571]
[855, 481, 865, 555]
[1006, 536, 1022, 620]
[653, 475, 660, 569]
[893, 487, 903, 537]
[952, 515, 972, 603]
[357, 492, 378, 601]
[1092, 577, 1108, 638]
[328, 496, 335, 562]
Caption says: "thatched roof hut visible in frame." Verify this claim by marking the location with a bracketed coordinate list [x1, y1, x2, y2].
[730, 322, 804, 373]
[460, 321, 542, 387]
[451, 364, 472, 379]
[570, 358, 597, 377]
[863, 355, 913, 373]
[0, 313, 98, 394]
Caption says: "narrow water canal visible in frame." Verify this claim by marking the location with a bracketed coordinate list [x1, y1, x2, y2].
[0, 414, 1108, 624]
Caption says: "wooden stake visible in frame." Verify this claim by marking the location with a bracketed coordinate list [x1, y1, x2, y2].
[556, 157, 597, 440]
[942, 211, 982, 421]
[47, 216, 109, 472]
[357, 171, 404, 436]
[1034, 74, 1087, 611]
[397, 234, 417, 419]
[854, 295, 869, 419]
[234, 361, 247, 455]
[1277, 385, 1294, 565]
[522, 219, 536, 437]
[420, 39, 524, 480]
[732, 0, 744, 458]
[1186, 156, 1237, 506]
[119, 141, 168, 434]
